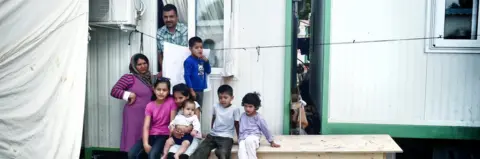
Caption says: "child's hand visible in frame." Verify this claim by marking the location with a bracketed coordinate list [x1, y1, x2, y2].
[201, 56, 209, 62]
[143, 144, 152, 153]
[169, 129, 176, 138]
[190, 89, 196, 98]
[187, 125, 194, 133]
[190, 130, 198, 137]
[173, 128, 184, 139]
[270, 142, 280, 148]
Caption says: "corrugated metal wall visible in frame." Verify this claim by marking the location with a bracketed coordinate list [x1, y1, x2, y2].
[327, 0, 480, 127]
[84, 0, 287, 148]
[85, 29, 156, 148]
[84, 0, 157, 147]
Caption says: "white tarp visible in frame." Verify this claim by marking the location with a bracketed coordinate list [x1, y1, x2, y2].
[0, 0, 89, 159]
[162, 42, 211, 91]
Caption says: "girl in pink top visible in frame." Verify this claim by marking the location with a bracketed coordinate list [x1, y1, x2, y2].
[128, 78, 177, 159]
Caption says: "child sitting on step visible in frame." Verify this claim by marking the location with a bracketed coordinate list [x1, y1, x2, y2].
[189, 84, 240, 159]
[238, 92, 280, 159]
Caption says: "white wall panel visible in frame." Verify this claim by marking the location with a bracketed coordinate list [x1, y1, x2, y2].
[328, 0, 480, 127]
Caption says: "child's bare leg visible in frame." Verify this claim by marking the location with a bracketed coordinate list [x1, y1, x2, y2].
[174, 140, 191, 159]
[161, 138, 175, 159]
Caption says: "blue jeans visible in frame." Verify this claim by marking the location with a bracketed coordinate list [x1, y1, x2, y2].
[128, 135, 169, 159]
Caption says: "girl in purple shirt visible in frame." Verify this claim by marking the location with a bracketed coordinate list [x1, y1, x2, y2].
[128, 78, 177, 159]
[238, 92, 280, 159]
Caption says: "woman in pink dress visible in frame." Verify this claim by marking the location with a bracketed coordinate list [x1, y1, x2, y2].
[110, 53, 159, 152]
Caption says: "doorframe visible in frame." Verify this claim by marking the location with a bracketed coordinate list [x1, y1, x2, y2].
[282, 0, 293, 135]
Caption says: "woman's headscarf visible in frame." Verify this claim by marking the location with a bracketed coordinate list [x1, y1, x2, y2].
[129, 53, 153, 88]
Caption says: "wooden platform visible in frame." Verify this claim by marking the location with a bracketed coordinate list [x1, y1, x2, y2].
[209, 135, 403, 159]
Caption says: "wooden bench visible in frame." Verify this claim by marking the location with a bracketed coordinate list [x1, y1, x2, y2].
[208, 135, 402, 159]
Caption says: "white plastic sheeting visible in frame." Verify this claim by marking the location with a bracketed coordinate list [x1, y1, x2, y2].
[0, 0, 89, 159]
[162, 42, 210, 92]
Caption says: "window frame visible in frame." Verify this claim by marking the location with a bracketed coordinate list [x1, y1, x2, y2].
[425, 0, 480, 53]
[187, 0, 231, 75]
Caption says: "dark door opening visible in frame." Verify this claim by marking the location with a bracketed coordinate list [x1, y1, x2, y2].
[289, 0, 321, 135]
[157, 0, 165, 72]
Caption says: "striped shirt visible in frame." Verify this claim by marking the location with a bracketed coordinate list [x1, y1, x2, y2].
[156, 23, 188, 53]
[110, 74, 135, 99]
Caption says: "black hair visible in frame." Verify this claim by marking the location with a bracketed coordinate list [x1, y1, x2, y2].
[180, 99, 196, 111]
[189, 36, 203, 48]
[151, 77, 171, 101]
[172, 83, 196, 101]
[242, 92, 261, 110]
[129, 54, 149, 73]
[203, 39, 215, 49]
[163, 4, 178, 16]
[217, 84, 233, 96]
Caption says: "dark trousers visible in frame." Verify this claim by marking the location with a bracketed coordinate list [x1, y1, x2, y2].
[167, 153, 189, 159]
[128, 135, 169, 159]
[189, 135, 234, 159]
[195, 91, 204, 109]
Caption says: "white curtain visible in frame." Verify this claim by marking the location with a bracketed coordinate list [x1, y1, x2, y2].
[163, 0, 189, 24]
[196, 0, 225, 68]
[0, 0, 89, 159]
[223, 0, 239, 77]
[196, 0, 239, 77]
[163, 0, 238, 77]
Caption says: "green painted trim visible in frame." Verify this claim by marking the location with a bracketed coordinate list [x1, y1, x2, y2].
[320, 0, 331, 136]
[84, 148, 91, 159]
[283, 0, 293, 135]
[319, 0, 480, 140]
[84, 147, 120, 159]
[324, 123, 480, 140]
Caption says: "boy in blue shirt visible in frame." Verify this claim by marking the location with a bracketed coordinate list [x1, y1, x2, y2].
[184, 36, 211, 109]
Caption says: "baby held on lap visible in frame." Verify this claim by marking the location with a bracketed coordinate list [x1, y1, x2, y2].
[173, 125, 198, 138]
[162, 100, 202, 159]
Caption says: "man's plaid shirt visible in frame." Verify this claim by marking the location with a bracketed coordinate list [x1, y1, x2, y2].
[156, 23, 188, 53]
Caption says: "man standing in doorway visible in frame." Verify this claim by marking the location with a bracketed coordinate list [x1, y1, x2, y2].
[157, 4, 188, 72]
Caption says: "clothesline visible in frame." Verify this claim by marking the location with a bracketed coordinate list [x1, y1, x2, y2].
[131, 29, 480, 51]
